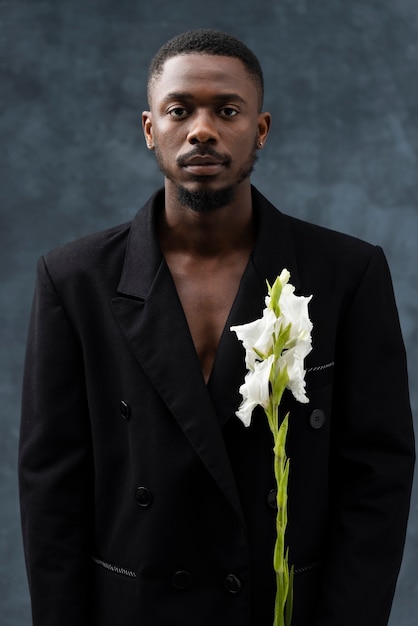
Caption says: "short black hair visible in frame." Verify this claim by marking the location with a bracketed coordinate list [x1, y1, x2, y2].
[147, 29, 264, 109]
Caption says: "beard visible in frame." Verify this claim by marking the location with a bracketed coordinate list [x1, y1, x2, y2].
[176, 185, 234, 213]
[153, 141, 259, 213]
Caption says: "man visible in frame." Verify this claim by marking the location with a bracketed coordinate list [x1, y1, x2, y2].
[19, 29, 415, 626]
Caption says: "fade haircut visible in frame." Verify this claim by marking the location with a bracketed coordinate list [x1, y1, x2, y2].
[147, 29, 264, 110]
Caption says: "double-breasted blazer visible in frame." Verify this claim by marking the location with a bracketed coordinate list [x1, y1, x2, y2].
[19, 187, 415, 626]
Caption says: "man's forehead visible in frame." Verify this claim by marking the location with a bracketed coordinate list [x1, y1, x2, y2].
[162, 52, 246, 69]
[150, 53, 258, 101]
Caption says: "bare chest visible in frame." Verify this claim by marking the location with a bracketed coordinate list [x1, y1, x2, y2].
[166, 255, 249, 383]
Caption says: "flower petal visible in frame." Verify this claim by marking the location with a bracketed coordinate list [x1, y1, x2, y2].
[235, 355, 274, 426]
[278, 347, 310, 404]
[231, 309, 277, 368]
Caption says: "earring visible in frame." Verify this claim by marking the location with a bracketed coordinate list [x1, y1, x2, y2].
[258, 141, 263, 148]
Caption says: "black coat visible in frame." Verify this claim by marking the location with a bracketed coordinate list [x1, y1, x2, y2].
[19, 187, 415, 626]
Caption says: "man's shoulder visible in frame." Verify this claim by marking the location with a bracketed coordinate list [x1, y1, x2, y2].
[254, 187, 383, 293]
[287, 212, 375, 256]
[255, 186, 377, 260]
[42, 220, 132, 281]
[42, 191, 161, 282]
[283, 211, 381, 285]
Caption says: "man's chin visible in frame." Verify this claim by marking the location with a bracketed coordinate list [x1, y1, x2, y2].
[176, 184, 235, 213]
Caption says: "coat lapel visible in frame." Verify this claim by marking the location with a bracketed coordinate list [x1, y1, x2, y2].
[111, 191, 245, 522]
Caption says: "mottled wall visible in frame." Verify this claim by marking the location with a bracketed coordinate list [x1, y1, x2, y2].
[1, 1, 417, 624]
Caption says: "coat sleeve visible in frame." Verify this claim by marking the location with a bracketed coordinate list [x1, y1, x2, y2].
[19, 256, 94, 626]
[315, 246, 415, 625]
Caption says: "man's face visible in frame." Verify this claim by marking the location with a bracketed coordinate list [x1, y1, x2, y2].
[143, 54, 270, 208]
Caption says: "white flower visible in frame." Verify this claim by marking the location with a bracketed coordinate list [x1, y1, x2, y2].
[231, 269, 313, 425]
[235, 355, 274, 427]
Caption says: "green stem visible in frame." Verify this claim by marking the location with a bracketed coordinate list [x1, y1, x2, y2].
[266, 403, 293, 626]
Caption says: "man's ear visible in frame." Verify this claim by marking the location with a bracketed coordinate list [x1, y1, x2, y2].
[257, 111, 271, 148]
[142, 111, 154, 149]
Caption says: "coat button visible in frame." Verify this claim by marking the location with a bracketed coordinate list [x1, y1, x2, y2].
[309, 408, 326, 429]
[172, 570, 192, 590]
[267, 488, 278, 509]
[135, 486, 152, 507]
[120, 400, 131, 420]
[224, 573, 242, 594]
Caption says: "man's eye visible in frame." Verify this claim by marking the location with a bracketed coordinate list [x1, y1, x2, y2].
[220, 107, 238, 117]
[168, 108, 188, 117]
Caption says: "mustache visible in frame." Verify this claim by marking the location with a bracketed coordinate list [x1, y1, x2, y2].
[176, 147, 231, 167]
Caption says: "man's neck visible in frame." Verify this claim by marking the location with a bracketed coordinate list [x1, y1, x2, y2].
[159, 181, 255, 259]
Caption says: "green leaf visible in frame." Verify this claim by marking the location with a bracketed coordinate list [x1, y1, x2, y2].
[273, 323, 291, 359]
[271, 365, 289, 410]
[267, 276, 284, 316]
[285, 565, 294, 626]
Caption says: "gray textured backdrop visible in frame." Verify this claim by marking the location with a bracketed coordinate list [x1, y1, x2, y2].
[1, 1, 417, 624]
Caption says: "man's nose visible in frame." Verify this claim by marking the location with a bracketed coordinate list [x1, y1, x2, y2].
[187, 110, 219, 144]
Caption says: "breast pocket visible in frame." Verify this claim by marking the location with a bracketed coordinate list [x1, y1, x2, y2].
[306, 360, 335, 392]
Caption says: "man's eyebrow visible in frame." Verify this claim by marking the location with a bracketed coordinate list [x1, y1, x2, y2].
[161, 92, 247, 104]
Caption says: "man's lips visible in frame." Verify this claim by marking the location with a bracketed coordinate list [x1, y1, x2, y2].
[184, 155, 223, 166]
[184, 157, 225, 176]
[177, 151, 230, 176]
